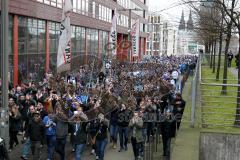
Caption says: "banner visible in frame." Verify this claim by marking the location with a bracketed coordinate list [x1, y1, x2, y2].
[131, 19, 140, 57]
[57, 0, 72, 73]
[110, 8, 117, 56]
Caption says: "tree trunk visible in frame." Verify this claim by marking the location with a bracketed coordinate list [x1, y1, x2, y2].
[210, 42, 213, 68]
[212, 40, 217, 73]
[235, 31, 240, 127]
[216, 25, 223, 81]
[221, 24, 232, 95]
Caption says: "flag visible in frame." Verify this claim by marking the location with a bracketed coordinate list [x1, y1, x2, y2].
[131, 19, 140, 57]
[57, 0, 72, 73]
[110, 8, 118, 56]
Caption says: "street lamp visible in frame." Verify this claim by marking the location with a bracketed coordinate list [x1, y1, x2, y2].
[118, 7, 144, 62]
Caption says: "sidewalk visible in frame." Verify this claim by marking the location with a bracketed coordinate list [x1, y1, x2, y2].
[171, 127, 200, 160]
[171, 77, 200, 160]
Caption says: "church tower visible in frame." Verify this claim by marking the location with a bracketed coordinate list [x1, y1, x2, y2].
[187, 10, 194, 30]
[179, 10, 185, 30]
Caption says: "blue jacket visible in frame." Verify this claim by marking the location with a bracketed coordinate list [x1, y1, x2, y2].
[43, 116, 56, 136]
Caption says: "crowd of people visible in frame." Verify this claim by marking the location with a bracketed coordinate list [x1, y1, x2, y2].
[6, 55, 197, 160]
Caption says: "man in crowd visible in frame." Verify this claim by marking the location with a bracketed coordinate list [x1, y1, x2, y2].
[4, 55, 195, 160]
[227, 50, 234, 67]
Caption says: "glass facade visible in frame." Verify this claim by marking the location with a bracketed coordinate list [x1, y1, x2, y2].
[18, 17, 46, 83]
[99, 30, 109, 59]
[49, 22, 60, 74]
[86, 28, 98, 63]
[1, 0, 147, 85]
[71, 25, 86, 70]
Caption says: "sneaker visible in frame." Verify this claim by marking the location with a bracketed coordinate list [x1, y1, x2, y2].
[21, 155, 28, 160]
[118, 148, 124, 152]
[8, 149, 12, 153]
[96, 156, 99, 160]
[113, 143, 117, 149]
[91, 149, 95, 155]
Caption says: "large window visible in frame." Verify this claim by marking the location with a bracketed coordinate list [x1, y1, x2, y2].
[49, 22, 60, 74]
[99, 30, 108, 58]
[18, 17, 46, 83]
[86, 28, 98, 62]
[36, 0, 63, 8]
[71, 26, 86, 69]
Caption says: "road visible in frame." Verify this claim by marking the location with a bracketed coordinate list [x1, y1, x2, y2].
[9, 136, 134, 160]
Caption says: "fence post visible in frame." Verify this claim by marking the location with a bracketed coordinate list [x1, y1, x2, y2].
[190, 56, 199, 128]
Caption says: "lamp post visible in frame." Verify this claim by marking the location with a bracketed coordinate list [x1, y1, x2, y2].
[118, 8, 143, 62]
[0, 0, 9, 143]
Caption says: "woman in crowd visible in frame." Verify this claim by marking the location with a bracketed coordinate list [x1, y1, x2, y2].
[95, 113, 109, 160]
[129, 111, 144, 160]
[9, 104, 21, 152]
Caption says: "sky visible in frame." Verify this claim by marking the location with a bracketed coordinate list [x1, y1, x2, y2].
[148, 0, 190, 28]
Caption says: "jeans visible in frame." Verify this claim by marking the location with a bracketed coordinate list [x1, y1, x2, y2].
[142, 128, 147, 142]
[131, 137, 142, 158]
[22, 138, 31, 158]
[31, 141, 42, 160]
[162, 136, 171, 157]
[46, 135, 56, 160]
[75, 144, 85, 160]
[96, 138, 108, 160]
[55, 137, 67, 160]
[110, 125, 118, 143]
[118, 126, 129, 149]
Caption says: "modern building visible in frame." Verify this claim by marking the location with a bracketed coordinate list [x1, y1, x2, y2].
[0, 0, 148, 86]
[146, 12, 177, 56]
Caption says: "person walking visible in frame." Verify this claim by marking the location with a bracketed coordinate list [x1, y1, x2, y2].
[161, 109, 176, 160]
[9, 104, 21, 152]
[227, 50, 233, 67]
[109, 108, 118, 149]
[70, 109, 88, 160]
[172, 93, 186, 130]
[54, 104, 69, 160]
[21, 105, 35, 160]
[117, 103, 132, 152]
[26, 111, 45, 160]
[43, 111, 56, 160]
[129, 111, 144, 160]
[95, 113, 109, 160]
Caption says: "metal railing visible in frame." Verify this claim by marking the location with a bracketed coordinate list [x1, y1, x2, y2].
[190, 53, 240, 128]
[143, 134, 163, 160]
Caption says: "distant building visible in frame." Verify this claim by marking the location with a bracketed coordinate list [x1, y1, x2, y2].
[146, 12, 177, 56]
[177, 10, 198, 55]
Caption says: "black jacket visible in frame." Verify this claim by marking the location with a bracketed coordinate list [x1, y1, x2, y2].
[72, 122, 88, 144]
[9, 112, 21, 132]
[117, 108, 133, 127]
[96, 119, 109, 140]
[160, 117, 176, 138]
[26, 120, 45, 144]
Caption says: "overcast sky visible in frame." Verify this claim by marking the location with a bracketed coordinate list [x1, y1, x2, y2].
[148, 0, 190, 27]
